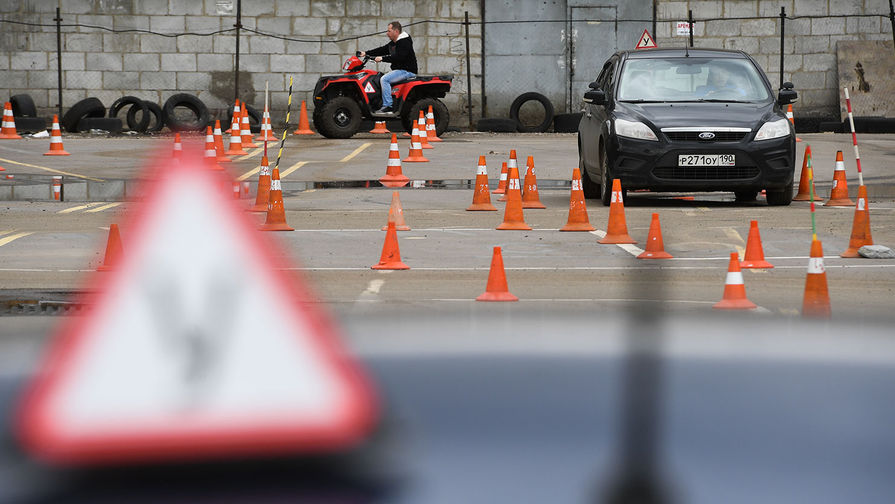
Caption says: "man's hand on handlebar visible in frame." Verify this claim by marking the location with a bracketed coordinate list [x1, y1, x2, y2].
[356, 51, 381, 63]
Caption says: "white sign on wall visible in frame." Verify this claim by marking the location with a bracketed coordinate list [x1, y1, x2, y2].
[676, 22, 691, 36]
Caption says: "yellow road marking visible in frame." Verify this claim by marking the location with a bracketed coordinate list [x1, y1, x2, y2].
[722, 227, 746, 258]
[340, 142, 372, 162]
[58, 202, 103, 214]
[0, 231, 33, 247]
[235, 147, 264, 161]
[0, 157, 104, 182]
[85, 202, 121, 213]
[281, 161, 309, 178]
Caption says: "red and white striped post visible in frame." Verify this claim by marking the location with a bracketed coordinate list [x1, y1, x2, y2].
[843, 87, 865, 186]
[52, 175, 62, 201]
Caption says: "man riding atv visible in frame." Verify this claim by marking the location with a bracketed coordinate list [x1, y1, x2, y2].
[360, 21, 417, 115]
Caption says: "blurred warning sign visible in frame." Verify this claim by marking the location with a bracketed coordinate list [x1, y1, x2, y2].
[17, 156, 377, 464]
[676, 22, 691, 36]
[636, 29, 657, 50]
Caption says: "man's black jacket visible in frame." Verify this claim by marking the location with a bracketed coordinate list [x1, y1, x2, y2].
[367, 34, 418, 74]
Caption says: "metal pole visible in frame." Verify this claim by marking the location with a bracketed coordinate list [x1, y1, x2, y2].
[688, 10, 694, 47]
[889, 0, 895, 55]
[652, 1, 657, 41]
[779, 7, 786, 90]
[55, 7, 63, 122]
[465, 11, 473, 131]
[234, 0, 242, 103]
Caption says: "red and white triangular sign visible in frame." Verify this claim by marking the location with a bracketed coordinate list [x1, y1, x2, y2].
[636, 29, 657, 50]
[17, 156, 377, 464]
[364, 82, 375, 93]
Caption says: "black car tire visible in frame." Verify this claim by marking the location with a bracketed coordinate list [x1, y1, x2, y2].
[578, 136, 600, 199]
[10, 94, 37, 117]
[12, 116, 47, 133]
[109, 96, 150, 133]
[224, 103, 262, 133]
[76, 117, 123, 134]
[476, 118, 517, 133]
[735, 190, 758, 202]
[127, 100, 164, 133]
[766, 181, 794, 206]
[401, 98, 450, 137]
[315, 96, 362, 139]
[554, 112, 583, 133]
[509, 92, 554, 133]
[62, 97, 106, 132]
[599, 147, 613, 206]
[162, 94, 210, 132]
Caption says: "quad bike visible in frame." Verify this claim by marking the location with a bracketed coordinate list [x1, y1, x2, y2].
[311, 51, 452, 139]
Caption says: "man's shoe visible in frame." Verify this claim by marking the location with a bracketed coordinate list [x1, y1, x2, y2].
[374, 106, 394, 114]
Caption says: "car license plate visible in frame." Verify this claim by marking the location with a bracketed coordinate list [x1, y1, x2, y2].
[678, 154, 735, 166]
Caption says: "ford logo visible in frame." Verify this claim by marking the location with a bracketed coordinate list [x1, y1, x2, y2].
[699, 132, 716, 140]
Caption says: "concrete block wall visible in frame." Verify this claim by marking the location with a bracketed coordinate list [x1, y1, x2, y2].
[0, 0, 482, 127]
[653, 0, 892, 119]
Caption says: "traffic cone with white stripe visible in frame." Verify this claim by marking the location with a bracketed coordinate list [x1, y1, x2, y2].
[740, 220, 773, 268]
[43, 115, 69, 155]
[561, 167, 595, 232]
[213, 120, 232, 163]
[293, 100, 314, 135]
[599, 179, 636, 244]
[379, 133, 410, 187]
[171, 132, 182, 159]
[787, 104, 802, 142]
[493, 161, 508, 195]
[416, 110, 432, 149]
[240, 107, 258, 148]
[249, 153, 271, 212]
[381, 191, 411, 231]
[97, 224, 123, 272]
[226, 100, 240, 134]
[259, 165, 293, 231]
[226, 111, 248, 156]
[403, 128, 428, 162]
[793, 145, 818, 201]
[372, 221, 409, 270]
[824, 151, 853, 207]
[203, 126, 224, 171]
[0, 102, 21, 139]
[425, 105, 442, 142]
[467, 155, 497, 211]
[499, 151, 521, 202]
[841, 184, 873, 257]
[256, 104, 276, 142]
[370, 120, 390, 134]
[521, 156, 546, 209]
[636, 213, 671, 258]
[476, 247, 518, 302]
[803, 239, 831, 318]
[713, 252, 757, 310]
[496, 163, 531, 230]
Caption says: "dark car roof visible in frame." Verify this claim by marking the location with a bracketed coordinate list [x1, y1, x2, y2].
[620, 48, 749, 59]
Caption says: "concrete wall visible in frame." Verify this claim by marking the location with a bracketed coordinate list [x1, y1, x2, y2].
[653, 0, 893, 120]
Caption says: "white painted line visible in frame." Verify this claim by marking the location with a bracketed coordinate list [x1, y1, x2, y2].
[340, 142, 372, 162]
[589, 229, 644, 257]
[0, 157, 104, 182]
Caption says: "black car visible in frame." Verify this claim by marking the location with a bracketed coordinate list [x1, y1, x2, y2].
[578, 48, 798, 206]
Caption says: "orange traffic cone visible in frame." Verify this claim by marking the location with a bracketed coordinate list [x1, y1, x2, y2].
[599, 179, 636, 244]
[203, 126, 224, 171]
[416, 110, 432, 149]
[713, 252, 757, 310]
[787, 104, 802, 142]
[379, 133, 410, 187]
[381, 191, 411, 231]
[372, 221, 409, 270]
[793, 145, 818, 201]
[171, 132, 182, 159]
[824, 151, 854, 207]
[226, 112, 248, 156]
[240, 107, 258, 148]
[636, 213, 671, 258]
[496, 164, 531, 230]
[226, 99, 241, 134]
[476, 246, 518, 302]
[493, 161, 508, 195]
[96, 224, 123, 272]
[521, 156, 546, 209]
[213, 120, 232, 163]
[425, 105, 442, 142]
[803, 239, 831, 318]
[0, 102, 21, 139]
[370, 120, 390, 134]
[43, 115, 69, 155]
[259, 165, 293, 231]
[841, 184, 873, 257]
[740, 220, 773, 268]
[499, 151, 520, 202]
[467, 155, 497, 211]
[249, 153, 271, 212]
[561, 167, 595, 232]
[293, 100, 314, 135]
[256, 104, 276, 142]
[403, 128, 428, 162]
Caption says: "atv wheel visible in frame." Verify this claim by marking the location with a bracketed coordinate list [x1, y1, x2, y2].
[314, 96, 362, 139]
[401, 98, 449, 137]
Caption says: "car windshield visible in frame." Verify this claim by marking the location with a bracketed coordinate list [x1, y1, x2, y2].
[617, 57, 771, 103]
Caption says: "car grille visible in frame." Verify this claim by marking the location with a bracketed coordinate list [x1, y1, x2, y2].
[664, 131, 749, 142]
[652, 166, 760, 180]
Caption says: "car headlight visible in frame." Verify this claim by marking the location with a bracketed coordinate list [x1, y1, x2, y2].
[614, 119, 658, 141]
[754, 118, 791, 141]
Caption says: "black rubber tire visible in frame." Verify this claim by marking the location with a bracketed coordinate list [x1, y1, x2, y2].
[10, 94, 37, 117]
[598, 146, 625, 206]
[76, 117, 123, 134]
[127, 101, 164, 133]
[162, 93, 210, 132]
[734, 190, 758, 202]
[109, 96, 149, 132]
[818, 121, 842, 133]
[476, 117, 517, 133]
[12, 116, 47, 133]
[314, 96, 362, 139]
[553, 112, 583, 133]
[62, 97, 106, 132]
[579, 136, 600, 199]
[766, 180, 794, 206]
[509, 92, 554, 133]
[224, 103, 262, 133]
[400, 98, 450, 137]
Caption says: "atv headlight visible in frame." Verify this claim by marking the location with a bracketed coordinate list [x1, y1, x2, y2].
[754, 118, 791, 141]
[615, 119, 657, 141]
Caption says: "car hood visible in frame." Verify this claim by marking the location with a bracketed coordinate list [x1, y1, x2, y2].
[618, 101, 777, 130]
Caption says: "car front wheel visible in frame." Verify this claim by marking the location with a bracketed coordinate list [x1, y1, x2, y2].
[314, 96, 362, 139]
[766, 180, 794, 206]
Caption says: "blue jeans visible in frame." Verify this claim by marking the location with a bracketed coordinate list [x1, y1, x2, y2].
[380, 69, 415, 108]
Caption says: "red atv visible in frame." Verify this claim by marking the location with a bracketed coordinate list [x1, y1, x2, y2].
[312, 52, 452, 139]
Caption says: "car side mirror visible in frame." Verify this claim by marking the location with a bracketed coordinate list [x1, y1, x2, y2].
[583, 89, 606, 105]
[778, 83, 798, 105]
